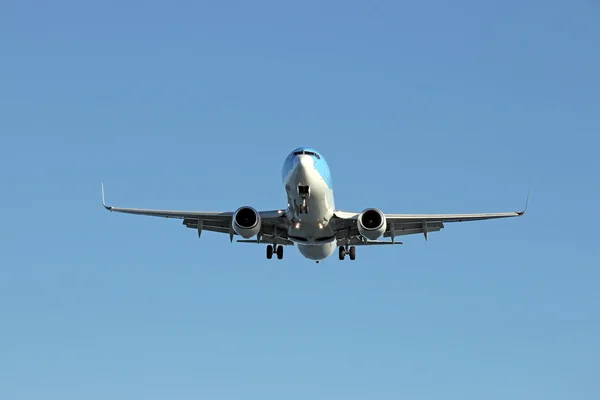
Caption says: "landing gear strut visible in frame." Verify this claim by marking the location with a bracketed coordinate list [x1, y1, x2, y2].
[266, 245, 284, 260]
[339, 246, 356, 261]
[299, 198, 309, 214]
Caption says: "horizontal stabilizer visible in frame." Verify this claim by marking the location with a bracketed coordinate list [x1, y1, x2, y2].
[338, 239, 403, 246]
[237, 238, 294, 246]
[360, 240, 403, 246]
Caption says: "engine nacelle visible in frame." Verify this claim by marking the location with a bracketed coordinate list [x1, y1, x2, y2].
[357, 208, 387, 240]
[232, 206, 261, 238]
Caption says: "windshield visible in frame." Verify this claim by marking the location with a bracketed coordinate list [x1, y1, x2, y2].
[293, 150, 320, 159]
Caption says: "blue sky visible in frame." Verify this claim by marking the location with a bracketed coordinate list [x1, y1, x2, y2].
[1, 1, 599, 398]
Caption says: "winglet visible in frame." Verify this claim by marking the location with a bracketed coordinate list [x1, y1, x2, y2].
[101, 183, 112, 211]
[517, 189, 530, 216]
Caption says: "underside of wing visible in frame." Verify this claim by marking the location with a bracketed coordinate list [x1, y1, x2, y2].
[333, 222, 444, 242]
[332, 194, 527, 243]
[182, 217, 292, 244]
[384, 211, 524, 223]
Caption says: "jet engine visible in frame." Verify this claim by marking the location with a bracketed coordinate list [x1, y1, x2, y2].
[232, 206, 261, 238]
[357, 208, 387, 240]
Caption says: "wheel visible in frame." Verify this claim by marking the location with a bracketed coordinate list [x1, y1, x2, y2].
[338, 246, 346, 260]
[276, 245, 284, 260]
[266, 245, 273, 259]
[349, 246, 356, 260]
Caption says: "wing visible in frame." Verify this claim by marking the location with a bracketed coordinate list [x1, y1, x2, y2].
[101, 184, 291, 244]
[333, 193, 528, 242]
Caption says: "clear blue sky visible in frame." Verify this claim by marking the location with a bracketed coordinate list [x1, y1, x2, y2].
[1, 1, 598, 399]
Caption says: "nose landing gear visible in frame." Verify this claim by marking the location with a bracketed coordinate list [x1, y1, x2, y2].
[297, 185, 310, 214]
[266, 244, 284, 260]
[339, 246, 356, 261]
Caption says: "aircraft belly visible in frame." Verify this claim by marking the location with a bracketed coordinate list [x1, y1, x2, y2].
[298, 242, 336, 260]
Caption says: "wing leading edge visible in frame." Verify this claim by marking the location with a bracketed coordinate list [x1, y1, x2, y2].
[384, 190, 529, 224]
[101, 183, 289, 243]
[333, 191, 529, 241]
[102, 183, 234, 219]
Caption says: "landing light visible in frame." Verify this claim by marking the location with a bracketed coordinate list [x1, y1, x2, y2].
[295, 222, 301, 229]
[318, 223, 323, 229]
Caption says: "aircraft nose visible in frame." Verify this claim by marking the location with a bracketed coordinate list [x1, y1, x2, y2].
[295, 154, 313, 169]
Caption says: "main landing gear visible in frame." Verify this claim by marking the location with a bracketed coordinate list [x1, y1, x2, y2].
[266, 244, 284, 260]
[339, 246, 356, 261]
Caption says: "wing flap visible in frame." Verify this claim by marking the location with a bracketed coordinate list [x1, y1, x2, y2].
[384, 223, 443, 238]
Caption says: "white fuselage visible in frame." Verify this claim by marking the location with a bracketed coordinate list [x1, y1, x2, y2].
[281, 149, 337, 260]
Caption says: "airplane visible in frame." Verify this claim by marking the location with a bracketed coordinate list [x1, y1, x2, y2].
[102, 147, 528, 263]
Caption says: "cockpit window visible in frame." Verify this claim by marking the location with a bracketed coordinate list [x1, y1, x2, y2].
[293, 150, 320, 159]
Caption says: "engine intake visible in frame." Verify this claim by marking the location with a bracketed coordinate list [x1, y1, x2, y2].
[357, 208, 387, 240]
[232, 206, 261, 238]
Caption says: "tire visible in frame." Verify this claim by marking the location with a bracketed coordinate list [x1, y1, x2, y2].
[349, 246, 356, 260]
[339, 246, 346, 260]
[276, 245, 284, 260]
[266, 245, 273, 259]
